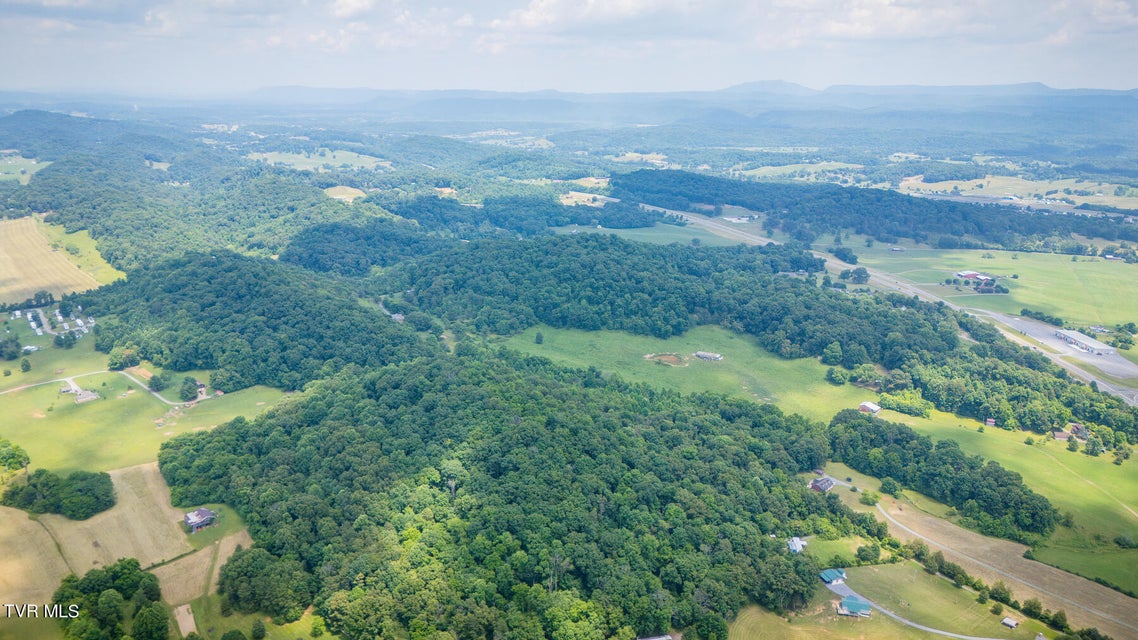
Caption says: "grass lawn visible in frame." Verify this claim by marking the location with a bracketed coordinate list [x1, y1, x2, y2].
[730, 587, 927, 640]
[503, 324, 869, 422]
[846, 563, 1050, 639]
[0, 152, 50, 185]
[804, 535, 866, 568]
[190, 595, 337, 640]
[553, 223, 739, 247]
[0, 371, 283, 473]
[856, 246, 1138, 327]
[249, 148, 391, 172]
[0, 329, 109, 392]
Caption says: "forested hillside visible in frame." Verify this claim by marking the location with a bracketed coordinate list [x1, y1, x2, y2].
[78, 252, 438, 390]
[612, 170, 1138, 250]
[379, 234, 1138, 447]
[160, 352, 875, 638]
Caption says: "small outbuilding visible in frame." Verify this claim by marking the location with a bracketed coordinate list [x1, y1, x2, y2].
[837, 595, 871, 617]
[788, 537, 807, 553]
[1001, 617, 1020, 629]
[819, 568, 846, 584]
[694, 351, 723, 361]
[858, 401, 881, 415]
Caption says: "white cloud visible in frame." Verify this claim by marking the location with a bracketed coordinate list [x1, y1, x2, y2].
[331, 0, 374, 19]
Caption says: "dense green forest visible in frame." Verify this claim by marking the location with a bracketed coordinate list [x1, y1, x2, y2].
[52, 557, 168, 640]
[377, 234, 1138, 447]
[2, 468, 114, 519]
[161, 352, 878, 638]
[77, 252, 438, 391]
[611, 169, 1138, 250]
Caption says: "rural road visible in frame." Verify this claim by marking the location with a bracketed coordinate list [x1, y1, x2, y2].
[661, 207, 1138, 408]
[824, 582, 1003, 640]
[0, 369, 188, 406]
[874, 503, 1138, 637]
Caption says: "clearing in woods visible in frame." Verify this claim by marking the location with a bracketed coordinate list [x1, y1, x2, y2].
[249, 148, 392, 171]
[38, 463, 192, 571]
[151, 528, 254, 605]
[0, 217, 104, 304]
[324, 185, 367, 202]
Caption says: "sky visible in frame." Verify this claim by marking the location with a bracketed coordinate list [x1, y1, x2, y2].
[1, 0, 1137, 95]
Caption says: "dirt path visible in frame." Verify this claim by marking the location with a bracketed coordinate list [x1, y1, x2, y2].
[173, 604, 198, 637]
[872, 501, 1138, 639]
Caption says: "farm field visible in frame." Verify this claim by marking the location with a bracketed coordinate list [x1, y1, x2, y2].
[0, 369, 283, 473]
[739, 161, 862, 179]
[33, 217, 124, 286]
[0, 217, 103, 304]
[503, 324, 869, 422]
[0, 152, 49, 184]
[845, 563, 1049, 639]
[897, 174, 1138, 210]
[324, 185, 367, 202]
[249, 148, 391, 171]
[554, 223, 738, 246]
[887, 411, 1138, 595]
[151, 528, 253, 605]
[857, 246, 1138, 327]
[0, 328, 108, 392]
[826, 463, 1138, 640]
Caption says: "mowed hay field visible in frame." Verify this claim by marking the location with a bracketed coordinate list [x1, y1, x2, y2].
[151, 529, 253, 605]
[0, 217, 102, 304]
[858, 246, 1138, 327]
[504, 324, 869, 422]
[39, 463, 192, 571]
[0, 506, 72, 605]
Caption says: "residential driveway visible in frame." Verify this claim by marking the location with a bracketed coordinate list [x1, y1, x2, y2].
[824, 582, 1004, 640]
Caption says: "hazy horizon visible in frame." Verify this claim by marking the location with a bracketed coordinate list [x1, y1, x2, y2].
[2, 0, 1137, 96]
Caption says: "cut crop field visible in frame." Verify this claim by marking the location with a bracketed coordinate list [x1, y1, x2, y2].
[846, 564, 1048, 639]
[504, 324, 869, 422]
[249, 148, 392, 171]
[39, 462, 192, 570]
[151, 528, 253, 605]
[888, 411, 1138, 595]
[0, 217, 103, 304]
[828, 467, 1138, 640]
[858, 246, 1138, 327]
[0, 369, 284, 473]
[0, 506, 72, 606]
[33, 217, 124, 286]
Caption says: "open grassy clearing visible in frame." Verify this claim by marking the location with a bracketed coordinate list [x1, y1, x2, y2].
[39, 463, 192, 571]
[31, 219, 122, 286]
[323, 185, 366, 202]
[0, 328, 107, 392]
[0, 618, 61, 640]
[846, 563, 1049, 639]
[898, 174, 1138, 210]
[0, 506, 72, 607]
[729, 587, 931, 640]
[0, 217, 103, 304]
[857, 246, 1138, 327]
[0, 368, 283, 473]
[191, 595, 338, 640]
[503, 324, 870, 422]
[554, 223, 738, 247]
[249, 148, 391, 171]
[739, 162, 863, 179]
[152, 528, 253, 606]
[0, 153, 49, 185]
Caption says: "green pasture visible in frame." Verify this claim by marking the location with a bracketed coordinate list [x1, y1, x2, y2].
[0, 617, 62, 640]
[248, 148, 391, 172]
[846, 563, 1050, 640]
[190, 594, 337, 640]
[0, 372, 283, 474]
[503, 324, 870, 422]
[740, 162, 862, 179]
[0, 328, 108, 392]
[730, 586, 934, 640]
[35, 218, 125, 286]
[878, 409, 1138, 594]
[554, 223, 738, 247]
[857, 247, 1138, 327]
[0, 153, 49, 185]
